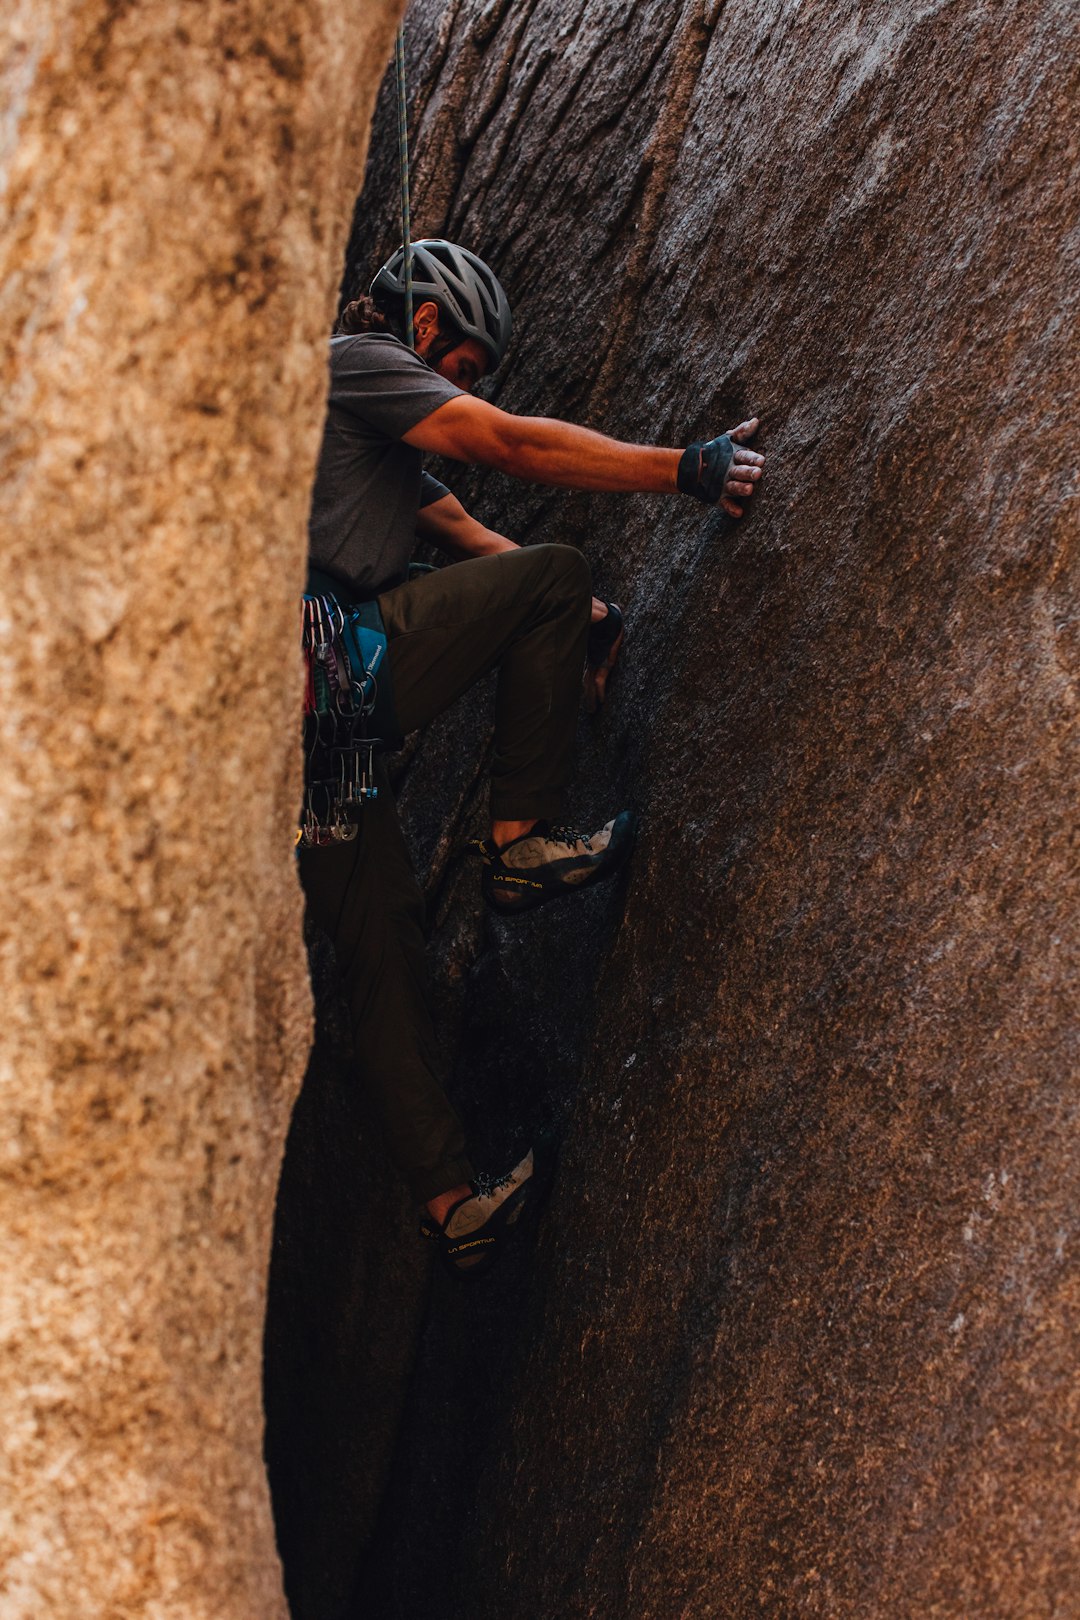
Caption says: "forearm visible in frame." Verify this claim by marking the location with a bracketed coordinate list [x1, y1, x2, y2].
[437, 523, 517, 561]
[490, 415, 681, 493]
[406, 397, 682, 494]
[414, 491, 518, 560]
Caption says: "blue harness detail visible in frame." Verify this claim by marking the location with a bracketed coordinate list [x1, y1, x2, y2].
[298, 574, 398, 847]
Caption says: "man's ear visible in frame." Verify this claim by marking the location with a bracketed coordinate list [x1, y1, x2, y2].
[414, 300, 441, 340]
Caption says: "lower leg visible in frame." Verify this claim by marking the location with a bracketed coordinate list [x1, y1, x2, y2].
[491, 598, 619, 845]
[380, 545, 593, 827]
[489, 547, 591, 823]
[298, 777, 475, 1206]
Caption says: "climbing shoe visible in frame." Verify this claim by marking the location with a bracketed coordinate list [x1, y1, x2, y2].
[479, 811, 638, 916]
[419, 1150, 535, 1278]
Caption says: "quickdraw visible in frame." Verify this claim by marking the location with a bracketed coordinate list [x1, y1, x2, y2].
[298, 592, 386, 847]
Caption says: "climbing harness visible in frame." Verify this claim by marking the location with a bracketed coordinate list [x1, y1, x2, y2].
[394, 25, 414, 349]
[297, 586, 394, 848]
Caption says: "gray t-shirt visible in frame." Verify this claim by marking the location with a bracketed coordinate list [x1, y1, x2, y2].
[307, 332, 461, 596]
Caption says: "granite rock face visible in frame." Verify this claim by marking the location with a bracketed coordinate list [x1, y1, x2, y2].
[0, 4, 403, 1616]
[268, 0, 1079, 1616]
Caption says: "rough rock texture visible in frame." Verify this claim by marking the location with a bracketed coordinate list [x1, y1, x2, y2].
[267, 1, 1079, 1616]
[0, 3, 404, 1616]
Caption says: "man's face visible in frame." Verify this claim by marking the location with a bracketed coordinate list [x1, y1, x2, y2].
[431, 337, 489, 393]
[413, 301, 489, 392]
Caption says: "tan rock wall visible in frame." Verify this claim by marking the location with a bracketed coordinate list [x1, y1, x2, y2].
[0, 3, 404, 1615]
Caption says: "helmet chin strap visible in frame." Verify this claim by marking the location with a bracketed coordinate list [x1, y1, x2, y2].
[423, 328, 463, 370]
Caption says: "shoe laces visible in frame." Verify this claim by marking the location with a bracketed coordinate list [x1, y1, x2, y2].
[473, 1162, 519, 1199]
[547, 820, 593, 850]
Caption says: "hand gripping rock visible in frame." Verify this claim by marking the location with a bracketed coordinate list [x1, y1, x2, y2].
[677, 434, 735, 503]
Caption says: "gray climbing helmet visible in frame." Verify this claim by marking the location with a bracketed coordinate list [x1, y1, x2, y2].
[370, 239, 513, 370]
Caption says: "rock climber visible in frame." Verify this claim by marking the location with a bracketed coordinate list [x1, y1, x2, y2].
[300, 238, 764, 1275]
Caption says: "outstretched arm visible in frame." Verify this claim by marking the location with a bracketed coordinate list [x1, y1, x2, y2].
[404, 397, 763, 517]
[403, 397, 680, 493]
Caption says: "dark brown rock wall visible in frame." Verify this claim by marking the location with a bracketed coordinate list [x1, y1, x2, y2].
[272, 2, 1078, 1615]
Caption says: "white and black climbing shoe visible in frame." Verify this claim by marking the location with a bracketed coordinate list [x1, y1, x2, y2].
[479, 811, 638, 916]
[419, 1150, 535, 1278]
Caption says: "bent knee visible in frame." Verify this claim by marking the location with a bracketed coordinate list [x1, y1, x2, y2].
[535, 542, 592, 600]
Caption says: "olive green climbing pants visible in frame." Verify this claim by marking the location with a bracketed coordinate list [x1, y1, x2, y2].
[298, 543, 592, 1203]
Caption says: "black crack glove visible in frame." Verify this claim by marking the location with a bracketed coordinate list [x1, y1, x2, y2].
[677, 435, 735, 504]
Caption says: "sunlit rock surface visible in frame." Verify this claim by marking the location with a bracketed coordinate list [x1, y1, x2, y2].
[267, 0, 1079, 1615]
[0, 3, 403, 1615]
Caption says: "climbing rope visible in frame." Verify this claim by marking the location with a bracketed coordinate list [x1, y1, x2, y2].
[395, 25, 414, 348]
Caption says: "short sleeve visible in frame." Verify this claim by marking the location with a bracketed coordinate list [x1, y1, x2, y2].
[420, 472, 451, 508]
[329, 333, 463, 440]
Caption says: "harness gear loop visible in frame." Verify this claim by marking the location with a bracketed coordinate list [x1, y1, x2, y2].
[298, 582, 398, 847]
